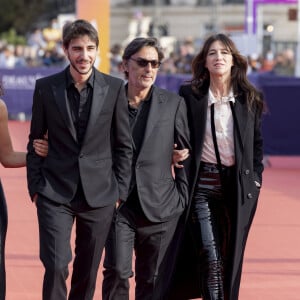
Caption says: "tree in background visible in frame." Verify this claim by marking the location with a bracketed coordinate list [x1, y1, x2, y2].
[0, 0, 46, 35]
[0, 0, 75, 38]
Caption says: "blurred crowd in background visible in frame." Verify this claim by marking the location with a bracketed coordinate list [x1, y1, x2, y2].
[0, 16, 297, 78]
[110, 38, 296, 77]
[0, 19, 67, 69]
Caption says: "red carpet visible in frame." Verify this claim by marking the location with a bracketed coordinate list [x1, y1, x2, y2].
[1, 121, 300, 299]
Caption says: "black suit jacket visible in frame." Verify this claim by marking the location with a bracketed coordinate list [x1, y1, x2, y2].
[26, 67, 132, 208]
[132, 86, 191, 223]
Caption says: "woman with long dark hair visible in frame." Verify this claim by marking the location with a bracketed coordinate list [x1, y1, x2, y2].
[171, 33, 265, 300]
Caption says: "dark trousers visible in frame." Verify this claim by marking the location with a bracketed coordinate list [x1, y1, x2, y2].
[102, 192, 180, 300]
[0, 181, 7, 300]
[190, 162, 236, 300]
[36, 184, 115, 300]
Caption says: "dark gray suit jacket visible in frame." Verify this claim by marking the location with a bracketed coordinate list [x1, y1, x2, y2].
[132, 86, 191, 223]
[26, 67, 132, 208]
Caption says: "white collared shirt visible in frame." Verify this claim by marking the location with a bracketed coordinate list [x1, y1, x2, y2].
[201, 88, 235, 167]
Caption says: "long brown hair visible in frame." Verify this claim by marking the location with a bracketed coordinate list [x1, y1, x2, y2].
[191, 33, 264, 112]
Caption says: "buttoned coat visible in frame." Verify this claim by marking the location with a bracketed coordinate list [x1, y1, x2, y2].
[26, 67, 132, 207]
[169, 83, 264, 300]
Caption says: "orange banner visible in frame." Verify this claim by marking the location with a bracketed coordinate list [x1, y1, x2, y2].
[76, 0, 110, 74]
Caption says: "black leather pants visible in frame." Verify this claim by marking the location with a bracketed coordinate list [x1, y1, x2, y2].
[190, 162, 236, 300]
[0, 181, 7, 300]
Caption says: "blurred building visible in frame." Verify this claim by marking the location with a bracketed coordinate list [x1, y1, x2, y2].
[18, 0, 300, 65]
[110, 0, 299, 58]
[36, 1, 300, 60]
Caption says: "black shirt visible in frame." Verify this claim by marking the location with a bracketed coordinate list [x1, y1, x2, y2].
[66, 68, 94, 146]
[127, 85, 153, 159]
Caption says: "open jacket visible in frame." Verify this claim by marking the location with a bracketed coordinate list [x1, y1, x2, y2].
[130, 85, 191, 223]
[168, 83, 264, 300]
[26, 67, 132, 208]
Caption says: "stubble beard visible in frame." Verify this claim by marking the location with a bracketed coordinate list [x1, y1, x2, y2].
[69, 60, 94, 75]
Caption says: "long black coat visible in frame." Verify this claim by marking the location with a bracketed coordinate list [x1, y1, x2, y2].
[168, 84, 264, 300]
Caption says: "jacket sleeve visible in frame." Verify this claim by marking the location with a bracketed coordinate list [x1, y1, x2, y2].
[174, 96, 191, 153]
[26, 80, 48, 200]
[111, 82, 133, 201]
[174, 96, 191, 207]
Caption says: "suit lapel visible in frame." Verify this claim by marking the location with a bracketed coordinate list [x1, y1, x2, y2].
[141, 87, 164, 147]
[52, 73, 77, 142]
[191, 93, 208, 172]
[84, 71, 108, 142]
[230, 95, 248, 169]
[232, 95, 248, 151]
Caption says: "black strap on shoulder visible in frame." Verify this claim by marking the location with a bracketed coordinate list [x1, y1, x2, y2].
[210, 103, 222, 171]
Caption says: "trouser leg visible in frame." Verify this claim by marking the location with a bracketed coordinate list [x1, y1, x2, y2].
[103, 190, 181, 300]
[103, 204, 134, 300]
[102, 220, 117, 300]
[190, 168, 226, 300]
[69, 204, 115, 300]
[36, 195, 73, 300]
[135, 215, 180, 300]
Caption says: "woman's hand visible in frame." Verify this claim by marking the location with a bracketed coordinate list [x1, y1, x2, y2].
[33, 133, 48, 157]
[172, 143, 189, 169]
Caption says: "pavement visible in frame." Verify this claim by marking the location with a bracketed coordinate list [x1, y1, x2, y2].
[1, 120, 300, 299]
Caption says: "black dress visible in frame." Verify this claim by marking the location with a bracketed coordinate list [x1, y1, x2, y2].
[0, 180, 7, 300]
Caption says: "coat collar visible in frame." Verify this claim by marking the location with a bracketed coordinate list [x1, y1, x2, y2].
[190, 93, 208, 173]
[231, 94, 248, 153]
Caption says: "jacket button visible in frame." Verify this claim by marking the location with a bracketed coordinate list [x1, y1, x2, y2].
[244, 169, 250, 175]
[247, 193, 253, 199]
